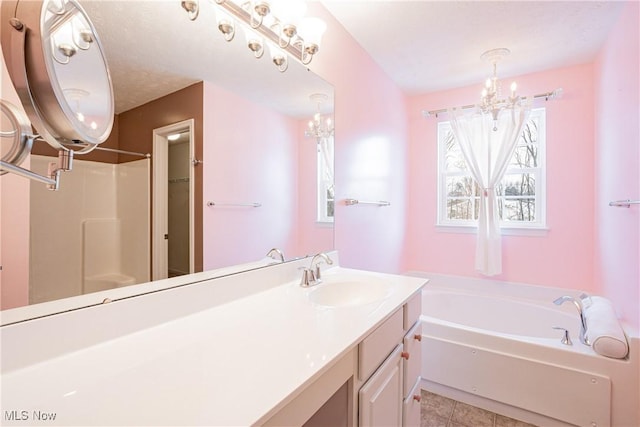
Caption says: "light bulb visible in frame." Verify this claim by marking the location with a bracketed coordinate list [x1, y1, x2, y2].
[298, 17, 326, 47]
[270, 0, 307, 26]
[510, 82, 517, 97]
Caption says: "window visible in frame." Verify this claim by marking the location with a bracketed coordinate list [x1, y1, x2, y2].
[437, 108, 546, 229]
[317, 137, 334, 223]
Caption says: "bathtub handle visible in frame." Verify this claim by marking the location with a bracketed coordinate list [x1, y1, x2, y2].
[552, 326, 573, 346]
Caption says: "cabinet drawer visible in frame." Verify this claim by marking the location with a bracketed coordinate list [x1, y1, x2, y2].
[402, 322, 422, 397]
[403, 291, 422, 330]
[359, 344, 404, 427]
[358, 308, 404, 381]
[402, 378, 422, 427]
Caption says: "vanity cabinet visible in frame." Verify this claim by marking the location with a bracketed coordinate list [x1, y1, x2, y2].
[358, 292, 423, 427]
[359, 344, 404, 426]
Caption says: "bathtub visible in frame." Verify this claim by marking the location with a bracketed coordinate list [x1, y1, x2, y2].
[415, 273, 639, 427]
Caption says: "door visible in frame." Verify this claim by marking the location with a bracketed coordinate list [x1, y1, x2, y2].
[152, 119, 195, 280]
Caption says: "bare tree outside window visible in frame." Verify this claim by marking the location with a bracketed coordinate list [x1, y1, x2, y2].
[438, 109, 546, 228]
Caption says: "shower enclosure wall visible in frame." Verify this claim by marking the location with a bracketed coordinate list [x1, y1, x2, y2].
[29, 156, 150, 304]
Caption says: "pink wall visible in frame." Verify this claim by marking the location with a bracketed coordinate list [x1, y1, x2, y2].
[1, 47, 29, 309]
[306, 3, 409, 273]
[404, 64, 597, 291]
[202, 82, 300, 269]
[594, 1, 639, 330]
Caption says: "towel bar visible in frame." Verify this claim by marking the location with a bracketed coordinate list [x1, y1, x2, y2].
[345, 198, 390, 207]
[608, 199, 640, 208]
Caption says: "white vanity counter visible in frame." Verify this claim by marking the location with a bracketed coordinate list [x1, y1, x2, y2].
[0, 258, 426, 426]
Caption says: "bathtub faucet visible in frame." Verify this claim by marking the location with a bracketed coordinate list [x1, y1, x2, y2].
[553, 295, 590, 346]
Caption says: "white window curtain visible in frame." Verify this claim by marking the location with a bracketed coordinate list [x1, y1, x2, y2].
[318, 135, 334, 195]
[448, 102, 532, 276]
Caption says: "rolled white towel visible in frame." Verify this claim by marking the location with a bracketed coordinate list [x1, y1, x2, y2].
[583, 296, 629, 359]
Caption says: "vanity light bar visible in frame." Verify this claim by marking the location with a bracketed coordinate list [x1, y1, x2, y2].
[181, 0, 324, 71]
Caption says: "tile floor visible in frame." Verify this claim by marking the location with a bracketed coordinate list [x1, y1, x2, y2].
[420, 390, 538, 427]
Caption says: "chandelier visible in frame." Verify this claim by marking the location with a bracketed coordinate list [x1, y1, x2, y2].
[181, 0, 326, 72]
[305, 93, 334, 140]
[479, 48, 521, 131]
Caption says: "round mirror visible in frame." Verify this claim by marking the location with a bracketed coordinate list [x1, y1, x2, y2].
[0, 100, 33, 174]
[1, 0, 114, 153]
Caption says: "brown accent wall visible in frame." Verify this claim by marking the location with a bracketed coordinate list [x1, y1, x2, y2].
[118, 82, 204, 273]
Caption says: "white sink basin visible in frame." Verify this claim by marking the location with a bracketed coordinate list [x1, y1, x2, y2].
[309, 277, 391, 307]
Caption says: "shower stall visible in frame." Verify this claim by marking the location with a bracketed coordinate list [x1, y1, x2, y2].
[29, 156, 150, 304]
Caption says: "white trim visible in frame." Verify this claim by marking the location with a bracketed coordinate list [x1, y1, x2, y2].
[435, 224, 549, 237]
[436, 108, 547, 230]
[152, 119, 195, 280]
[316, 140, 334, 223]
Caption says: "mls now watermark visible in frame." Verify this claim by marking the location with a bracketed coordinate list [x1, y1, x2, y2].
[4, 410, 57, 422]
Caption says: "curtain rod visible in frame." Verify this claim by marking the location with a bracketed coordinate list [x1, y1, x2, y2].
[91, 146, 151, 158]
[35, 138, 151, 158]
[422, 88, 563, 118]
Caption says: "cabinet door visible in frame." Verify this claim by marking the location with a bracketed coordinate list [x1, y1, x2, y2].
[403, 322, 422, 397]
[402, 379, 422, 427]
[359, 344, 403, 427]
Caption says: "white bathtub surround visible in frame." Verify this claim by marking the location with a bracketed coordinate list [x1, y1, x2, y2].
[82, 219, 137, 293]
[29, 156, 150, 303]
[411, 272, 639, 427]
[583, 296, 629, 359]
[1, 253, 426, 426]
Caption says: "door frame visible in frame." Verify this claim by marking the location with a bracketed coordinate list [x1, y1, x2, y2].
[152, 119, 195, 280]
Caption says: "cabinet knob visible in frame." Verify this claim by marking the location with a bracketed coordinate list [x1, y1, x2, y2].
[401, 351, 410, 360]
[414, 334, 422, 342]
[412, 394, 421, 402]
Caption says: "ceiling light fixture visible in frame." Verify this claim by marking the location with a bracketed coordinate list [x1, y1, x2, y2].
[478, 48, 522, 131]
[180, 0, 326, 73]
[422, 48, 563, 128]
[305, 93, 333, 140]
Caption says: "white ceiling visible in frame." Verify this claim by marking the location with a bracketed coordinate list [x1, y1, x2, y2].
[81, 0, 333, 117]
[81, 1, 624, 116]
[323, 1, 624, 94]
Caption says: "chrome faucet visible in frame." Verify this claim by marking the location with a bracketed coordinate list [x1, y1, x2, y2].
[300, 252, 334, 287]
[266, 248, 285, 263]
[553, 295, 590, 346]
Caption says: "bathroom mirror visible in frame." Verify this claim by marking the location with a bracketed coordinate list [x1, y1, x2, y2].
[1, 0, 334, 312]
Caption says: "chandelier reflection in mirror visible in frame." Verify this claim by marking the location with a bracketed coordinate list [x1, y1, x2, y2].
[181, 0, 326, 72]
[305, 93, 334, 140]
[303, 93, 334, 223]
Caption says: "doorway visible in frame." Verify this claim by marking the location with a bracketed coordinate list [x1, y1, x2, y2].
[152, 119, 195, 280]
